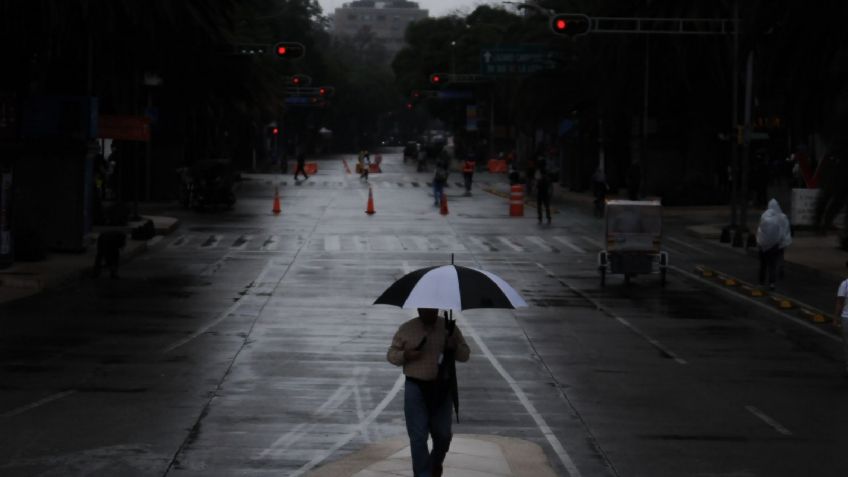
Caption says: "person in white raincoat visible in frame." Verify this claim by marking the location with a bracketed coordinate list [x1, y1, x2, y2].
[756, 198, 792, 289]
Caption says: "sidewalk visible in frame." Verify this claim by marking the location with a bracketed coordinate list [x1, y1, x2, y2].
[0, 215, 179, 305]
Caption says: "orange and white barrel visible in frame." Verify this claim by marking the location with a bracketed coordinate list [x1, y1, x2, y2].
[509, 185, 524, 216]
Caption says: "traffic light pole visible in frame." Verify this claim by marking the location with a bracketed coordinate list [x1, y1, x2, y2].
[539, 7, 743, 243]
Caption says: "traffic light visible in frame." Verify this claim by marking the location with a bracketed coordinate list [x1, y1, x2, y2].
[290, 74, 311, 86]
[275, 42, 306, 59]
[549, 14, 591, 36]
[430, 73, 448, 85]
[272, 127, 279, 136]
[318, 86, 335, 97]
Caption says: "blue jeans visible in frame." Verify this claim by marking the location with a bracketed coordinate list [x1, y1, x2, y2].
[405, 378, 453, 477]
[433, 182, 444, 206]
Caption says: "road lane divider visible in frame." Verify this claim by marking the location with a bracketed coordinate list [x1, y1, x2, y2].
[688, 265, 839, 337]
[537, 263, 687, 365]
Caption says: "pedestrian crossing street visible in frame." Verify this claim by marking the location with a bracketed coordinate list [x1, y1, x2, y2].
[160, 232, 608, 254]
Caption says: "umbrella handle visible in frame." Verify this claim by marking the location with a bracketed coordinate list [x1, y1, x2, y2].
[444, 310, 455, 334]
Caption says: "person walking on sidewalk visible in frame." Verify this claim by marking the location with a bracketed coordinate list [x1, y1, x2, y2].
[387, 308, 471, 477]
[536, 159, 552, 224]
[756, 199, 791, 290]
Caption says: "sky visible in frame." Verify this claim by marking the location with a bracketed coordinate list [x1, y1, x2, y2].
[318, 0, 499, 18]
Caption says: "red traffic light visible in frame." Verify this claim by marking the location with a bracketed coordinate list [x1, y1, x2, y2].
[550, 14, 591, 36]
[430, 73, 449, 85]
[554, 18, 567, 31]
[272, 127, 279, 135]
[290, 74, 311, 86]
[275, 42, 305, 59]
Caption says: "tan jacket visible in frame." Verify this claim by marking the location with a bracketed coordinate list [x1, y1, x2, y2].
[387, 316, 470, 381]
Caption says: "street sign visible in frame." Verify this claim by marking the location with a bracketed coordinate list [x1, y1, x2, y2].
[437, 90, 474, 100]
[481, 46, 556, 76]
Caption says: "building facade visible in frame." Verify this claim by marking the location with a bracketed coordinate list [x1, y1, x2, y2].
[332, 1, 428, 56]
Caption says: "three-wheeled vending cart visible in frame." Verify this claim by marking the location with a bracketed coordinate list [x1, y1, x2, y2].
[598, 199, 668, 286]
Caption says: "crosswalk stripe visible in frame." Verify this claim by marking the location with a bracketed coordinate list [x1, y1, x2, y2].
[324, 235, 341, 252]
[411, 236, 430, 251]
[200, 235, 222, 248]
[526, 236, 556, 253]
[553, 236, 586, 253]
[168, 235, 188, 248]
[261, 235, 280, 251]
[230, 235, 253, 249]
[498, 236, 524, 252]
[579, 235, 603, 249]
[467, 236, 488, 252]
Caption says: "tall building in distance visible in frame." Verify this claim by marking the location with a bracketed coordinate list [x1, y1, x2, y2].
[332, 1, 428, 57]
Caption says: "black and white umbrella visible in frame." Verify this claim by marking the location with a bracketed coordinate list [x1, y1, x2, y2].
[373, 264, 527, 310]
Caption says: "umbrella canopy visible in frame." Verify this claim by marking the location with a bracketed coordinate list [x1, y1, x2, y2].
[373, 265, 527, 310]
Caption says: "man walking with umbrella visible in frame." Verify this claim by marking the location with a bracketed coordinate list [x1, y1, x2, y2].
[387, 308, 470, 477]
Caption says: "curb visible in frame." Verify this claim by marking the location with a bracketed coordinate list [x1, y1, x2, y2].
[693, 264, 837, 330]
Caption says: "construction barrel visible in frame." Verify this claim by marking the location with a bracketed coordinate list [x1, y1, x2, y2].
[509, 184, 524, 216]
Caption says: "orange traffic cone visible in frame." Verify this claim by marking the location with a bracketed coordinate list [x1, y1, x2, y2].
[365, 186, 376, 215]
[440, 191, 449, 215]
[272, 186, 281, 215]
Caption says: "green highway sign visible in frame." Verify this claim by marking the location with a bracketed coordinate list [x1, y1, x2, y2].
[480, 46, 556, 76]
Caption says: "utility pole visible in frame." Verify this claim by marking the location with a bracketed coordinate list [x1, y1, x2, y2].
[736, 50, 754, 245]
[722, 0, 741, 243]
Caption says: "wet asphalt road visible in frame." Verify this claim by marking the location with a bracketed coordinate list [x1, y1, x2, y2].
[0, 149, 846, 476]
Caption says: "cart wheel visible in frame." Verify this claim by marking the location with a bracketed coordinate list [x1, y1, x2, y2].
[600, 268, 606, 287]
[660, 268, 667, 286]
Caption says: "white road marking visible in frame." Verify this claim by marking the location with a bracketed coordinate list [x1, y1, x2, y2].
[746, 405, 792, 435]
[614, 317, 688, 365]
[553, 236, 586, 253]
[230, 234, 253, 250]
[351, 235, 366, 252]
[580, 235, 603, 248]
[0, 390, 77, 419]
[459, 315, 584, 477]
[261, 235, 280, 251]
[411, 236, 430, 251]
[168, 234, 188, 248]
[536, 263, 688, 365]
[498, 236, 524, 252]
[162, 259, 280, 353]
[288, 373, 405, 477]
[468, 236, 490, 252]
[324, 235, 341, 252]
[199, 234, 222, 248]
[526, 236, 555, 252]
